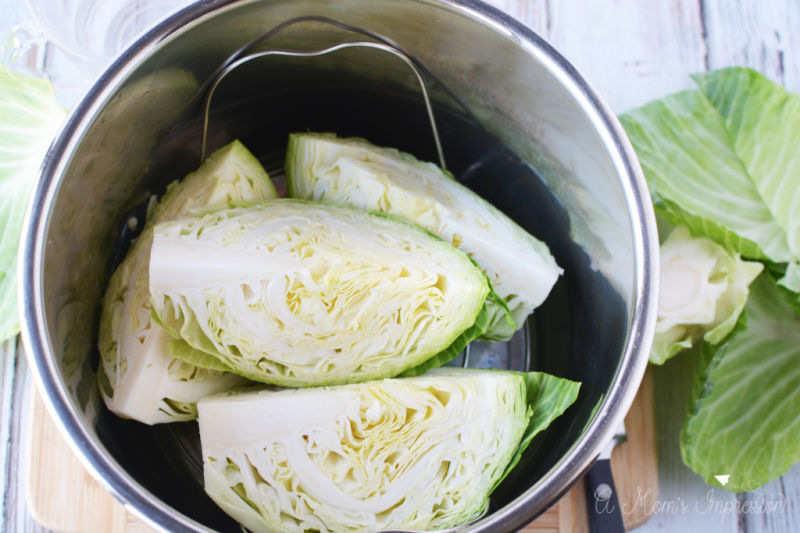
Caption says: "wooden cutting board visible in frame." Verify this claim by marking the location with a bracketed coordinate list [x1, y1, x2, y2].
[25, 369, 657, 533]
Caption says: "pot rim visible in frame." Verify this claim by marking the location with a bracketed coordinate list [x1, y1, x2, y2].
[19, 1, 658, 531]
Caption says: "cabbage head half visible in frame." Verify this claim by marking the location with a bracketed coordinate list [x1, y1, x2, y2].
[198, 368, 580, 533]
[97, 140, 278, 424]
[149, 200, 493, 387]
[285, 133, 562, 340]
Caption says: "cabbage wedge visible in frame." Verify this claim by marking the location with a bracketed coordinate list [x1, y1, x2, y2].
[197, 368, 580, 533]
[286, 133, 562, 340]
[98, 140, 278, 424]
[149, 201, 492, 387]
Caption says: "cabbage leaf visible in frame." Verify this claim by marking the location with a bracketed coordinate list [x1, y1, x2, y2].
[620, 67, 800, 491]
[285, 133, 562, 341]
[681, 274, 800, 492]
[97, 140, 277, 424]
[0, 67, 66, 341]
[197, 368, 579, 533]
[652, 226, 762, 364]
[619, 67, 800, 285]
[149, 200, 492, 387]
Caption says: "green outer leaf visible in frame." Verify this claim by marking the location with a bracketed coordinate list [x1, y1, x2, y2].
[494, 372, 581, 490]
[692, 68, 800, 262]
[650, 337, 692, 366]
[0, 68, 66, 341]
[777, 261, 800, 297]
[400, 304, 490, 378]
[763, 261, 800, 318]
[680, 274, 800, 492]
[652, 194, 768, 261]
[619, 71, 793, 263]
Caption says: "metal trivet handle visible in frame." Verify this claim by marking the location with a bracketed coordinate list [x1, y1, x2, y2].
[199, 15, 449, 170]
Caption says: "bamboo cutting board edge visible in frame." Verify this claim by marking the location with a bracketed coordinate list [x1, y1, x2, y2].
[24, 391, 129, 533]
[25, 369, 657, 533]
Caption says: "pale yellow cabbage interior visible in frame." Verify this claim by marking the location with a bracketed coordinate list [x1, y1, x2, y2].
[149, 201, 489, 386]
[198, 368, 529, 533]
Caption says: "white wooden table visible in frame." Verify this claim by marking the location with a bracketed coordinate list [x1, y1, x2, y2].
[1, 0, 798, 531]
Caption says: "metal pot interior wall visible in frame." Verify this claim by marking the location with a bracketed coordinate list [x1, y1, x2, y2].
[27, 1, 648, 530]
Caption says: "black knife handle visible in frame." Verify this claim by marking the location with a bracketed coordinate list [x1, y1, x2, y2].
[585, 458, 625, 533]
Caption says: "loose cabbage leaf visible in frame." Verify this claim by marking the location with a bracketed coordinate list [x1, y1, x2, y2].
[622, 67, 800, 491]
[681, 274, 800, 492]
[197, 368, 579, 533]
[285, 132, 561, 341]
[651, 226, 762, 364]
[97, 140, 277, 424]
[652, 194, 769, 261]
[619, 67, 800, 282]
[0, 67, 66, 342]
[150, 200, 491, 387]
[692, 69, 800, 265]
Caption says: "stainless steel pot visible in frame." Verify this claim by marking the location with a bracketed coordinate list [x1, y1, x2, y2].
[19, 1, 658, 531]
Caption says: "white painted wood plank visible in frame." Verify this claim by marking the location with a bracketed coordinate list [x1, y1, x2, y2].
[543, 0, 708, 113]
[0, 338, 18, 522]
[3, 346, 47, 532]
[633, 351, 739, 533]
[702, 0, 800, 91]
[740, 463, 800, 533]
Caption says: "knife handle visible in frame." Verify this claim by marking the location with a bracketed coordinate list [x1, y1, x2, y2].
[585, 458, 625, 533]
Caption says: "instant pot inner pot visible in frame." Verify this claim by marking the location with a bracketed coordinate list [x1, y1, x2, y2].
[38, 3, 636, 531]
